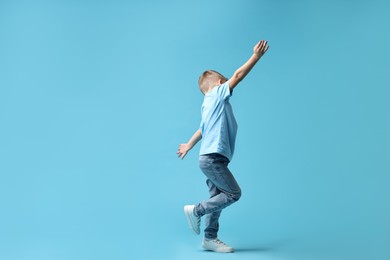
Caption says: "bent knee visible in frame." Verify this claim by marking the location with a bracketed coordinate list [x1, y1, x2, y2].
[231, 189, 242, 202]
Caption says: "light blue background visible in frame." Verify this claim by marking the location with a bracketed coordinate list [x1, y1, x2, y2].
[1, 1, 389, 259]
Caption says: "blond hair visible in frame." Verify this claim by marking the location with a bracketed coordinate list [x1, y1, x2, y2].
[198, 70, 227, 94]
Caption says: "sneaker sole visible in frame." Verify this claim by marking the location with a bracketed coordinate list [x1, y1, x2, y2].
[184, 205, 200, 235]
[202, 244, 234, 253]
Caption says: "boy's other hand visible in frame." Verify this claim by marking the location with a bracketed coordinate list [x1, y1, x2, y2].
[254, 40, 269, 58]
[177, 143, 190, 159]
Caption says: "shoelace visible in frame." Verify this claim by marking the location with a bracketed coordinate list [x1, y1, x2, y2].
[214, 239, 227, 246]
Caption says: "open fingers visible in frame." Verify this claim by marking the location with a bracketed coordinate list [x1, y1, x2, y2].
[256, 40, 264, 50]
[177, 152, 185, 159]
[255, 40, 269, 54]
[176, 147, 187, 159]
[180, 151, 187, 159]
[259, 40, 269, 54]
[264, 44, 269, 53]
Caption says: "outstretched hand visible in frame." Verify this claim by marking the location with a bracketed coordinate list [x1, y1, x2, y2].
[254, 40, 269, 58]
[177, 143, 190, 159]
[177, 129, 202, 160]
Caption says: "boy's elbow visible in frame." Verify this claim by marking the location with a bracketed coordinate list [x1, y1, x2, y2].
[232, 71, 243, 81]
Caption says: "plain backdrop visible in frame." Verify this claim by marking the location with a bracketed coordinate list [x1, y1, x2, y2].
[0, 1, 389, 259]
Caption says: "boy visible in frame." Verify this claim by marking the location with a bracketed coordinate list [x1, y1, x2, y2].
[177, 40, 269, 253]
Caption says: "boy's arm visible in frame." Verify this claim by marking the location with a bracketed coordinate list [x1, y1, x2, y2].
[177, 129, 202, 159]
[228, 40, 269, 91]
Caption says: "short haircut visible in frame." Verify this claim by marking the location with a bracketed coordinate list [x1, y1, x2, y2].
[198, 70, 227, 94]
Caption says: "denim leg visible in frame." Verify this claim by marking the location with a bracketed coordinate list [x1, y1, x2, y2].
[195, 154, 241, 220]
[204, 179, 222, 239]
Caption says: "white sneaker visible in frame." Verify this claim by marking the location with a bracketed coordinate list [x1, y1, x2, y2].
[184, 205, 200, 235]
[202, 238, 234, 253]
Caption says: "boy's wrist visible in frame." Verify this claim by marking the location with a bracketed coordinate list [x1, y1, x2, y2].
[253, 53, 262, 59]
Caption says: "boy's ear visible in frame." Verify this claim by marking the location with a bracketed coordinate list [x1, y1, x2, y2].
[217, 78, 228, 85]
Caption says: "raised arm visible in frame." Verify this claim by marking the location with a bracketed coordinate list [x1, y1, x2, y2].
[177, 129, 202, 159]
[228, 40, 269, 91]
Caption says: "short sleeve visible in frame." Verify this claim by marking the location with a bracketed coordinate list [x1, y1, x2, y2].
[216, 82, 232, 101]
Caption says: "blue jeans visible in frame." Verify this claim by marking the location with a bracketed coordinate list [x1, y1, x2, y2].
[194, 153, 241, 239]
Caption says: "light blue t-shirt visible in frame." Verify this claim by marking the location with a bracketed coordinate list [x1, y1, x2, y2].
[199, 82, 238, 161]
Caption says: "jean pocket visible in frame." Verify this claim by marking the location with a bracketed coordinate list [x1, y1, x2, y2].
[199, 155, 212, 168]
